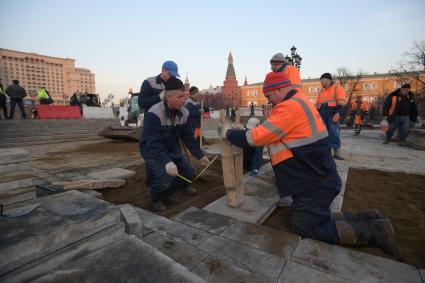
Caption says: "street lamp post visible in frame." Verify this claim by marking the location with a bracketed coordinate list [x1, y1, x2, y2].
[285, 45, 302, 70]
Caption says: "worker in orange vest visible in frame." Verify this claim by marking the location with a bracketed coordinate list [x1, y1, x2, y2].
[350, 96, 369, 135]
[316, 73, 346, 159]
[218, 66, 402, 260]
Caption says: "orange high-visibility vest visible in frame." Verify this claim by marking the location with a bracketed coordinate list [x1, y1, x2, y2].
[316, 84, 346, 108]
[246, 91, 328, 166]
[280, 65, 302, 90]
[351, 100, 368, 112]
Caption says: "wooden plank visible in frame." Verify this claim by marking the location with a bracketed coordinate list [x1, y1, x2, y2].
[220, 109, 245, 208]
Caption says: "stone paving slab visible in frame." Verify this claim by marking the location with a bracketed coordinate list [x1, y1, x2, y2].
[291, 239, 422, 283]
[0, 190, 36, 206]
[172, 207, 236, 235]
[220, 221, 299, 258]
[0, 161, 32, 175]
[86, 168, 135, 180]
[278, 261, 355, 283]
[192, 255, 273, 283]
[118, 204, 142, 239]
[0, 190, 121, 275]
[3, 223, 126, 283]
[419, 269, 425, 282]
[143, 231, 208, 270]
[0, 148, 31, 165]
[197, 235, 286, 280]
[33, 236, 206, 283]
[204, 195, 278, 224]
[0, 177, 33, 192]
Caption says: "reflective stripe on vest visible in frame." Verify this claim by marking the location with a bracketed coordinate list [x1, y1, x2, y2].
[319, 85, 343, 107]
[248, 94, 328, 165]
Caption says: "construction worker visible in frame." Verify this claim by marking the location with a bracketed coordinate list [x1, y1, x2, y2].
[218, 67, 402, 260]
[185, 86, 202, 141]
[37, 87, 53, 105]
[139, 77, 209, 212]
[383, 83, 418, 146]
[316, 73, 346, 160]
[5, 80, 27, 119]
[350, 96, 369, 135]
[138, 60, 179, 113]
[270, 53, 287, 72]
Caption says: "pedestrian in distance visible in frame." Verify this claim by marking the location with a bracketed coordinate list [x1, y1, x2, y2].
[5, 80, 27, 119]
[316, 73, 346, 160]
[383, 83, 418, 146]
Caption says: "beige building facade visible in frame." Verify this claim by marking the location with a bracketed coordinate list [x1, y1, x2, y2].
[0, 48, 96, 102]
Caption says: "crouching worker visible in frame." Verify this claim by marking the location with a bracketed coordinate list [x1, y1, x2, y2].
[218, 67, 402, 260]
[140, 77, 209, 212]
[243, 117, 263, 176]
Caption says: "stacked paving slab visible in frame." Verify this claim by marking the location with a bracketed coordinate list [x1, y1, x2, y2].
[1, 189, 423, 282]
[0, 148, 35, 206]
[0, 118, 120, 147]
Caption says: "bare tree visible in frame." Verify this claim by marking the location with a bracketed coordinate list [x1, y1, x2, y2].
[402, 40, 425, 71]
[333, 66, 363, 119]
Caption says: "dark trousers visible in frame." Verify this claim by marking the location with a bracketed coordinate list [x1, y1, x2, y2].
[319, 108, 341, 150]
[0, 98, 7, 119]
[291, 178, 340, 245]
[144, 156, 195, 201]
[386, 116, 410, 142]
[10, 98, 27, 119]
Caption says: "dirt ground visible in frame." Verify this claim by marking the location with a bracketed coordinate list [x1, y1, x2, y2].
[263, 168, 425, 268]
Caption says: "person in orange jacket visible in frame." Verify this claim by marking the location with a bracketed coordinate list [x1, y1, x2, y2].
[350, 96, 369, 135]
[316, 73, 346, 159]
[218, 66, 402, 260]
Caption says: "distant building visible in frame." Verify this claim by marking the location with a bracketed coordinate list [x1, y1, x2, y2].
[0, 48, 96, 102]
[240, 71, 425, 106]
[222, 51, 240, 107]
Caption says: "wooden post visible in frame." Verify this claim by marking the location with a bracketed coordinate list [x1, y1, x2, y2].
[220, 109, 244, 208]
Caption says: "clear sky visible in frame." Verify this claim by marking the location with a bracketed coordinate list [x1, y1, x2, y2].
[1, 0, 424, 102]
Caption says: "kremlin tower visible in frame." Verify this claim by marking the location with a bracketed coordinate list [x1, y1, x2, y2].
[222, 51, 241, 107]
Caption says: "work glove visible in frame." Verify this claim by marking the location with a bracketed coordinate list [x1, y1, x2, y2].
[165, 161, 178, 177]
[332, 113, 340, 124]
[199, 156, 210, 167]
[159, 90, 165, 101]
[232, 123, 245, 131]
[218, 122, 232, 139]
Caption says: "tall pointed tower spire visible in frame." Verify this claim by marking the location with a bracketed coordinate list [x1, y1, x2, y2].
[244, 74, 248, 86]
[223, 50, 240, 107]
[184, 72, 190, 94]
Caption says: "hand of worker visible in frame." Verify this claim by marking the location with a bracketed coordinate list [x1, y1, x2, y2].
[332, 113, 340, 123]
[159, 90, 165, 101]
[218, 122, 232, 139]
[232, 123, 245, 131]
[165, 161, 178, 177]
[199, 156, 210, 167]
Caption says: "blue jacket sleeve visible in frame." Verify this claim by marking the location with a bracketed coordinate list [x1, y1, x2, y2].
[139, 112, 171, 165]
[139, 80, 160, 111]
[181, 119, 204, 159]
[185, 102, 201, 128]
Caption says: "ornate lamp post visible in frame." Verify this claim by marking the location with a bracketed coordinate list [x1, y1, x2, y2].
[285, 45, 302, 70]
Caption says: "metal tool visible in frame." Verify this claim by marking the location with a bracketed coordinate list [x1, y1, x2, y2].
[176, 155, 219, 184]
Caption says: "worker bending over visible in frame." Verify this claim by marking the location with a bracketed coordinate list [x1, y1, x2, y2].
[218, 67, 402, 260]
[140, 77, 209, 212]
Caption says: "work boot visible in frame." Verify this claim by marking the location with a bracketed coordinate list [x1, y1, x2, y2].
[278, 196, 293, 207]
[162, 194, 180, 205]
[335, 219, 403, 261]
[182, 186, 196, 195]
[149, 200, 166, 212]
[333, 148, 344, 160]
[331, 209, 382, 221]
[399, 141, 408, 147]
[331, 209, 394, 235]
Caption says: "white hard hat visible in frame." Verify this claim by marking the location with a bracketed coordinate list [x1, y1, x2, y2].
[246, 117, 260, 129]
